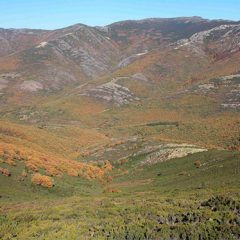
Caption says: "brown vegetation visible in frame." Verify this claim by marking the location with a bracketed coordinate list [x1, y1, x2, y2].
[120, 159, 128, 165]
[0, 167, 11, 177]
[21, 170, 28, 178]
[194, 160, 201, 168]
[104, 188, 121, 193]
[31, 173, 54, 188]
[103, 161, 113, 172]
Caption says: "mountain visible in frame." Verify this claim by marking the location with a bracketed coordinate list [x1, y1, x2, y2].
[0, 17, 240, 239]
[0, 17, 239, 98]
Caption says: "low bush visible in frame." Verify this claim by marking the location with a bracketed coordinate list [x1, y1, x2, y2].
[31, 173, 54, 188]
[0, 167, 11, 177]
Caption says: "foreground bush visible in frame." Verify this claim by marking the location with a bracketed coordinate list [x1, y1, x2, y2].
[31, 173, 54, 188]
[0, 167, 11, 177]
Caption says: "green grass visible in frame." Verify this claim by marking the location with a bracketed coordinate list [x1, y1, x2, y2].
[0, 161, 103, 203]
[1, 150, 239, 239]
[110, 150, 240, 195]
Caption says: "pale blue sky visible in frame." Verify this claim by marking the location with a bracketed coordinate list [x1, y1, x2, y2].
[0, 0, 239, 29]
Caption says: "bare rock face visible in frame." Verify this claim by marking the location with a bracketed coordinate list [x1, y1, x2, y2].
[117, 51, 148, 68]
[189, 24, 236, 43]
[108, 17, 236, 55]
[0, 73, 21, 95]
[0, 17, 240, 98]
[132, 73, 149, 82]
[0, 28, 50, 58]
[0, 24, 122, 94]
[37, 66, 78, 91]
[0, 37, 12, 57]
[173, 24, 240, 58]
[194, 74, 240, 109]
[140, 143, 207, 165]
[0, 79, 8, 91]
[19, 81, 43, 92]
[218, 75, 240, 109]
[47, 25, 120, 77]
[81, 78, 139, 106]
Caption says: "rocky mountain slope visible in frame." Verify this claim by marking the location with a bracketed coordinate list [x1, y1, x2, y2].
[0, 17, 239, 108]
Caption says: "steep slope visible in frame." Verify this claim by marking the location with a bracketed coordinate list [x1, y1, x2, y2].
[0, 24, 120, 98]
[0, 17, 239, 101]
[107, 17, 236, 53]
[98, 20, 240, 105]
[0, 28, 50, 58]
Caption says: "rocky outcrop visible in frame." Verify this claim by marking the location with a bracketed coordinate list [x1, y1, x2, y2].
[117, 51, 148, 68]
[132, 73, 149, 82]
[0, 28, 50, 58]
[194, 74, 240, 109]
[173, 24, 240, 58]
[0, 73, 20, 94]
[47, 25, 119, 77]
[19, 80, 44, 92]
[140, 143, 207, 165]
[81, 78, 139, 106]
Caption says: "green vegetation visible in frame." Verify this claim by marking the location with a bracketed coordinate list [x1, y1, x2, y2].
[1, 149, 240, 239]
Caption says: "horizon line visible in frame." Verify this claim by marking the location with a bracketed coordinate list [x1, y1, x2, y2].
[0, 16, 239, 31]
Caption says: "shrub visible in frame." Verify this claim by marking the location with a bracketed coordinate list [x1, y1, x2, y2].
[120, 159, 128, 165]
[194, 160, 201, 168]
[21, 170, 27, 178]
[107, 176, 113, 182]
[26, 162, 38, 172]
[103, 161, 113, 172]
[0, 167, 11, 177]
[104, 188, 121, 193]
[31, 173, 54, 188]
[67, 168, 79, 177]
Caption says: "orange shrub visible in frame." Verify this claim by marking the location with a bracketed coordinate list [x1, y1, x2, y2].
[25, 162, 38, 172]
[103, 161, 113, 172]
[21, 170, 27, 178]
[0, 142, 106, 182]
[6, 158, 16, 166]
[67, 168, 79, 177]
[31, 173, 54, 188]
[46, 166, 61, 176]
[107, 176, 113, 182]
[81, 151, 91, 157]
[0, 167, 11, 177]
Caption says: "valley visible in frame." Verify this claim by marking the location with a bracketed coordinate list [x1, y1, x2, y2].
[0, 17, 240, 239]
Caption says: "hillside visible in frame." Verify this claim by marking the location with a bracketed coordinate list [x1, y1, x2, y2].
[0, 17, 240, 239]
